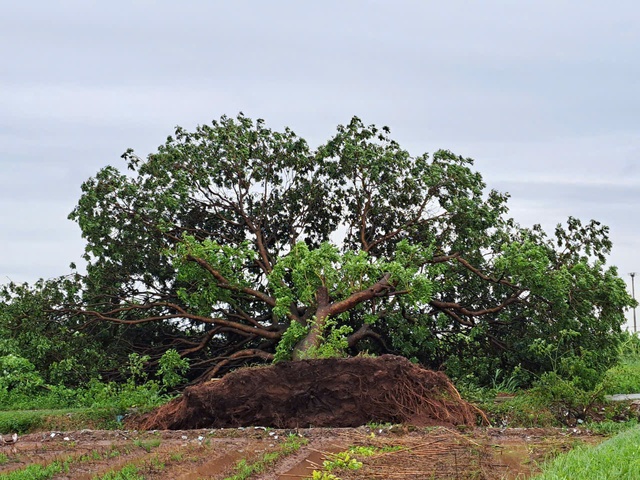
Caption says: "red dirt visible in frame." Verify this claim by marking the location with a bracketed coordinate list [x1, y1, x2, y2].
[134, 355, 484, 430]
[0, 427, 606, 479]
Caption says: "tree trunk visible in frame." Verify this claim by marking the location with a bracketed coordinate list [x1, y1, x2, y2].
[292, 286, 330, 360]
[291, 274, 393, 360]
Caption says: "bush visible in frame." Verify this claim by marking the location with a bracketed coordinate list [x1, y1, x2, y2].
[0, 355, 44, 394]
[531, 372, 605, 425]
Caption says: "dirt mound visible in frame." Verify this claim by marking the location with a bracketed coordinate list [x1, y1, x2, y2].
[134, 355, 484, 430]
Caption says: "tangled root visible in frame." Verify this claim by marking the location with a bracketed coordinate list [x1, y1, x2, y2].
[133, 355, 486, 430]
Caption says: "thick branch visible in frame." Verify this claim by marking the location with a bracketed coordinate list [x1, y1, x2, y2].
[185, 254, 276, 307]
[429, 291, 525, 326]
[69, 302, 281, 340]
[327, 273, 393, 317]
[293, 273, 395, 358]
[347, 324, 390, 351]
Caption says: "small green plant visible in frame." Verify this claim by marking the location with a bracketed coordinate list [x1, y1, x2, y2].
[169, 452, 184, 462]
[93, 464, 144, 480]
[365, 421, 393, 430]
[348, 445, 378, 456]
[0, 459, 68, 480]
[273, 322, 309, 362]
[157, 349, 189, 390]
[602, 361, 640, 394]
[308, 471, 340, 480]
[303, 318, 353, 359]
[322, 452, 363, 471]
[224, 434, 308, 480]
[490, 367, 522, 393]
[132, 438, 161, 452]
[476, 390, 558, 428]
[348, 445, 402, 456]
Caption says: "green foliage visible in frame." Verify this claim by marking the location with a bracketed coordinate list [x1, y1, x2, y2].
[157, 349, 189, 389]
[94, 465, 144, 480]
[0, 410, 44, 434]
[0, 114, 632, 388]
[599, 332, 640, 394]
[490, 367, 522, 393]
[308, 471, 340, 480]
[534, 427, 640, 479]
[531, 372, 606, 425]
[0, 462, 65, 480]
[618, 331, 640, 358]
[348, 445, 402, 456]
[274, 322, 309, 362]
[122, 353, 150, 385]
[601, 357, 640, 395]
[478, 391, 559, 428]
[132, 438, 161, 452]
[0, 354, 44, 394]
[586, 419, 639, 435]
[0, 278, 110, 387]
[322, 452, 363, 472]
[294, 318, 353, 360]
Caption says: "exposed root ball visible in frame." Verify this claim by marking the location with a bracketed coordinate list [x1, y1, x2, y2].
[134, 355, 485, 430]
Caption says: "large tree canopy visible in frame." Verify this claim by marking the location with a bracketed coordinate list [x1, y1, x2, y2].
[4, 114, 632, 386]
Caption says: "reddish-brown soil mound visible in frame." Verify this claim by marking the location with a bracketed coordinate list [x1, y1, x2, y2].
[134, 355, 484, 430]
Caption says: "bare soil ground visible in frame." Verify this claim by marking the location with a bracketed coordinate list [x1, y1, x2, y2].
[0, 426, 606, 479]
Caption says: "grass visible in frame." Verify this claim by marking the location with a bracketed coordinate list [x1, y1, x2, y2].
[0, 440, 141, 480]
[533, 427, 640, 479]
[223, 434, 308, 480]
[585, 418, 638, 435]
[0, 407, 122, 434]
[0, 460, 68, 480]
[132, 438, 161, 453]
[93, 464, 144, 480]
[602, 357, 640, 394]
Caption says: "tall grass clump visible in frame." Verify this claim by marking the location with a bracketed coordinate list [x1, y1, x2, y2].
[534, 427, 640, 479]
[600, 332, 640, 394]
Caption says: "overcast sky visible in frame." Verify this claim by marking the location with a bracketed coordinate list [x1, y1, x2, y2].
[2, 1, 639, 328]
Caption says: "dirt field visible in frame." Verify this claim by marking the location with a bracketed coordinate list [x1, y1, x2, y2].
[0, 425, 605, 479]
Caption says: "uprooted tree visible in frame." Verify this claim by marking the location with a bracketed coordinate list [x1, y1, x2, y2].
[1, 114, 634, 387]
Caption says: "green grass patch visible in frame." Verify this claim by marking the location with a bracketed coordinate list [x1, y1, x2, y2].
[534, 427, 640, 479]
[93, 464, 144, 480]
[472, 390, 559, 428]
[585, 418, 639, 435]
[132, 438, 161, 453]
[0, 460, 68, 480]
[602, 357, 640, 395]
[224, 434, 308, 480]
[0, 407, 122, 434]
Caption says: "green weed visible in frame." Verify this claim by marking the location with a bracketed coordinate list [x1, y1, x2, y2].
[534, 427, 640, 479]
[93, 464, 144, 480]
[0, 460, 68, 480]
[322, 452, 362, 471]
[132, 438, 161, 452]
[224, 434, 308, 480]
[308, 471, 340, 480]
